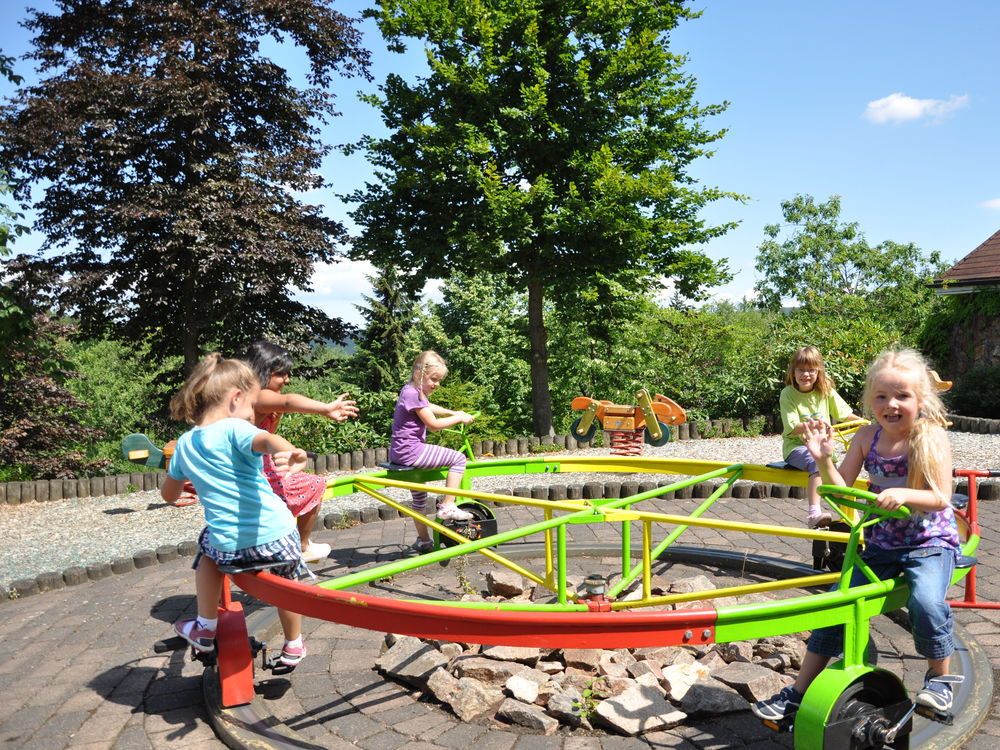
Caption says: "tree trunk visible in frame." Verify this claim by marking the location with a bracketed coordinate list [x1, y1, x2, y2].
[526, 275, 554, 436]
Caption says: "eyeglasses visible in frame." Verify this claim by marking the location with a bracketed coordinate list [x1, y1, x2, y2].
[795, 368, 818, 375]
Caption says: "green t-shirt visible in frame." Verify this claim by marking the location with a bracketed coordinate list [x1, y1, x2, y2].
[779, 385, 854, 460]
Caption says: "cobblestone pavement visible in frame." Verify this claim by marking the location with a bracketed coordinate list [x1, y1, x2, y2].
[3, 479, 1000, 749]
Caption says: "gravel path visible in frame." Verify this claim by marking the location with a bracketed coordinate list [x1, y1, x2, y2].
[3, 432, 999, 593]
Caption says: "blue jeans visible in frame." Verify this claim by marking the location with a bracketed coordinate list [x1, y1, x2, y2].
[808, 544, 956, 660]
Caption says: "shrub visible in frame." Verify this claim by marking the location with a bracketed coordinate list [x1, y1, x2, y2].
[946, 364, 1000, 419]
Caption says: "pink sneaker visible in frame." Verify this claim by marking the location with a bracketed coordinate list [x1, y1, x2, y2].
[280, 641, 307, 666]
[174, 618, 216, 653]
[437, 503, 473, 522]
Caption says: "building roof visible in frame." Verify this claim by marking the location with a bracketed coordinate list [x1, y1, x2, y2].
[931, 228, 1000, 292]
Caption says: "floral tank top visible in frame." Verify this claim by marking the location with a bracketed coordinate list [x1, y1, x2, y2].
[865, 427, 958, 551]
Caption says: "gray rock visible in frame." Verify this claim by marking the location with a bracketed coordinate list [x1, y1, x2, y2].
[678, 676, 750, 715]
[376, 636, 450, 689]
[485, 568, 528, 597]
[660, 663, 711, 703]
[594, 684, 687, 735]
[426, 667, 459, 703]
[563, 647, 603, 670]
[506, 673, 540, 703]
[450, 676, 505, 721]
[452, 655, 526, 684]
[481, 644, 540, 664]
[711, 661, 792, 703]
[496, 697, 560, 734]
[546, 690, 588, 727]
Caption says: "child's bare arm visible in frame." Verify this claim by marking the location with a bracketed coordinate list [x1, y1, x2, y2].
[252, 432, 308, 474]
[161, 476, 185, 504]
[416, 405, 475, 431]
[255, 389, 358, 421]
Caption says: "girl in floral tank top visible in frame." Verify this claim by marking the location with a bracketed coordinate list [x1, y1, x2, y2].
[865, 426, 959, 551]
[752, 349, 963, 724]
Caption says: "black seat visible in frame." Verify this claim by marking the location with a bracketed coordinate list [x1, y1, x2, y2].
[951, 493, 969, 511]
[217, 560, 292, 575]
[379, 461, 417, 472]
[766, 461, 803, 471]
[956, 554, 977, 569]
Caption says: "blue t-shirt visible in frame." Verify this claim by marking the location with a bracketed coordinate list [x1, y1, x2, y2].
[168, 418, 295, 551]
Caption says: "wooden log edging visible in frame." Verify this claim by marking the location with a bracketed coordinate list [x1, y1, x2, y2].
[1, 413, 998, 505]
[6, 471, 999, 603]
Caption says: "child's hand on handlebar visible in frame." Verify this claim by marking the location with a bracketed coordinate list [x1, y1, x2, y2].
[272, 448, 309, 475]
[456, 411, 475, 425]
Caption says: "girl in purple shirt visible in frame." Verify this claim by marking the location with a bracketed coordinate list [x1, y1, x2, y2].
[390, 351, 476, 552]
[753, 349, 961, 722]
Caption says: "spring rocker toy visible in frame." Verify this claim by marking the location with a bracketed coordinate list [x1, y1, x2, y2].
[570, 389, 686, 455]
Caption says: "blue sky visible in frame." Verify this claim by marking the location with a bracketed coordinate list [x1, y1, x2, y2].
[3, 1, 999, 324]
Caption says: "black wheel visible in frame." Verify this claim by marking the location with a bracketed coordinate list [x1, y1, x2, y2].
[570, 416, 597, 444]
[822, 671, 909, 749]
[439, 501, 499, 548]
[644, 421, 672, 446]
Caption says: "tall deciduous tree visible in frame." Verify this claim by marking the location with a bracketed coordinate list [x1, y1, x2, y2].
[754, 194, 946, 334]
[1, 0, 370, 371]
[346, 0, 737, 435]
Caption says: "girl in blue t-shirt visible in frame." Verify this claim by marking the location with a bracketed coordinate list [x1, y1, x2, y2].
[163, 353, 310, 667]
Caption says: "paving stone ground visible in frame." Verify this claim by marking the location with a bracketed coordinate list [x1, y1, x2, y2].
[2, 482, 1000, 749]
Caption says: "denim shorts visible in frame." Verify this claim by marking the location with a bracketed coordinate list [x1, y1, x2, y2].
[807, 544, 956, 660]
[193, 527, 309, 580]
[785, 446, 819, 475]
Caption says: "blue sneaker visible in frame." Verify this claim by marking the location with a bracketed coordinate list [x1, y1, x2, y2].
[915, 671, 962, 712]
[751, 685, 803, 721]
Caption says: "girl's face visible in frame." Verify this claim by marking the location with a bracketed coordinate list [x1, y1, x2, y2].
[420, 368, 445, 396]
[267, 370, 291, 393]
[870, 369, 920, 433]
[793, 365, 819, 392]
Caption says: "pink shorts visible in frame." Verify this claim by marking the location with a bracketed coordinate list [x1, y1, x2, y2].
[262, 454, 325, 517]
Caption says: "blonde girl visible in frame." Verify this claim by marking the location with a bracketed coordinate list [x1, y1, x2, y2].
[754, 349, 961, 722]
[779, 346, 862, 527]
[162, 354, 311, 667]
[390, 350, 476, 552]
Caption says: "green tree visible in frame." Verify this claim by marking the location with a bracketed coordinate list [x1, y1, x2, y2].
[1, 0, 370, 371]
[353, 266, 418, 394]
[407, 271, 531, 434]
[754, 195, 946, 334]
[346, 0, 737, 436]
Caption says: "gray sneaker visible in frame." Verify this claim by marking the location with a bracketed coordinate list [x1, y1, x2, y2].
[751, 685, 803, 721]
[915, 671, 962, 712]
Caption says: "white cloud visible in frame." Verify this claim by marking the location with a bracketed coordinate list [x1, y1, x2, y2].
[981, 198, 1000, 211]
[309, 258, 377, 298]
[862, 92, 969, 124]
[299, 259, 445, 326]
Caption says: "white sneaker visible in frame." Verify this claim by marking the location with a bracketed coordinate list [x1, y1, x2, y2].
[301, 541, 331, 563]
[437, 503, 474, 522]
[807, 510, 834, 529]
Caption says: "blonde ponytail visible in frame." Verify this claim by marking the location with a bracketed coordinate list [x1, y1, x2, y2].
[170, 353, 258, 424]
